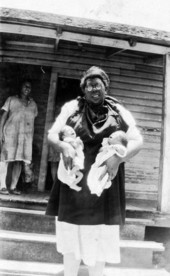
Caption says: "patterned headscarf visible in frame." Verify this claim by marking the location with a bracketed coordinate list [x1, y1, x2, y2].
[80, 66, 110, 92]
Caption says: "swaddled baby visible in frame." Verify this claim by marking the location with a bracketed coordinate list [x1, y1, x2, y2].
[87, 130, 127, 196]
[58, 125, 84, 191]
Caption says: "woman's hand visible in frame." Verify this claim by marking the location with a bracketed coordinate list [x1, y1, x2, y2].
[105, 155, 122, 181]
[61, 143, 76, 170]
[0, 130, 4, 151]
[0, 131, 2, 145]
[48, 132, 76, 170]
[99, 155, 122, 182]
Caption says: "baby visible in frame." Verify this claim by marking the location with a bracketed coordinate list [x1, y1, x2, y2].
[87, 130, 128, 197]
[57, 125, 84, 191]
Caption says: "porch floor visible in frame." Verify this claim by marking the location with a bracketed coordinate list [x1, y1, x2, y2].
[0, 191, 157, 212]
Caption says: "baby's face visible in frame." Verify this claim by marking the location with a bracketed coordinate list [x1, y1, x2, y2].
[63, 126, 76, 139]
[108, 132, 123, 145]
[108, 135, 120, 145]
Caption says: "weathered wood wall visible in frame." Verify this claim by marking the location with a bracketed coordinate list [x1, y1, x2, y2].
[0, 39, 163, 201]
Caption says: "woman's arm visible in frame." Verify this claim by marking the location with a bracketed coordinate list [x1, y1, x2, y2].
[116, 103, 143, 161]
[0, 110, 8, 144]
[48, 100, 78, 169]
[122, 125, 143, 162]
[105, 104, 143, 180]
[0, 97, 13, 144]
[105, 126, 143, 181]
[48, 132, 76, 169]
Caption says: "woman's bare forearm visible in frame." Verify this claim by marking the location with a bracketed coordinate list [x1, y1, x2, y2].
[123, 136, 143, 163]
[48, 133, 67, 154]
[0, 111, 8, 139]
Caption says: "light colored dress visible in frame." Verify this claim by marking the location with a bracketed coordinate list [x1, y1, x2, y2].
[55, 218, 120, 266]
[1, 95, 38, 163]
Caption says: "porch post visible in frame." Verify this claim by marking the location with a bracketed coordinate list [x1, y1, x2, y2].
[38, 68, 58, 191]
[159, 53, 170, 212]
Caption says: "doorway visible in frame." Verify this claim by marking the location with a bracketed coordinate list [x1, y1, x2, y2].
[45, 77, 82, 190]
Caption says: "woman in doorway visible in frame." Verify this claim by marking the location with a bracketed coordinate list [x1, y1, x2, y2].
[46, 66, 143, 276]
[0, 80, 38, 195]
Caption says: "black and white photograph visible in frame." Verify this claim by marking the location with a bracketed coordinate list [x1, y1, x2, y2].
[0, 0, 170, 275]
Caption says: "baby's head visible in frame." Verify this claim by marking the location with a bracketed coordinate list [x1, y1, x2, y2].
[108, 130, 128, 147]
[60, 125, 76, 141]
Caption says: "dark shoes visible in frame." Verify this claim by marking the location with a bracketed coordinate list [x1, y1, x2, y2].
[9, 189, 21, 195]
[0, 188, 9, 195]
[0, 188, 21, 195]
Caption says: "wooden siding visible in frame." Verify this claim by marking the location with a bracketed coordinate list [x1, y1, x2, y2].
[0, 39, 164, 201]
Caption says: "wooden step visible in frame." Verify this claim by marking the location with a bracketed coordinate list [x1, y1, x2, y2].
[0, 207, 55, 235]
[0, 193, 47, 211]
[0, 260, 169, 276]
[0, 230, 165, 268]
[121, 218, 154, 240]
[1, 195, 170, 227]
[0, 207, 154, 240]
[0, 193, 157, 218]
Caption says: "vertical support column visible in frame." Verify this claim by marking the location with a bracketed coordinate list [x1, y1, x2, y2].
[38, 68, 58, 191]
[158, 53, 170, 212]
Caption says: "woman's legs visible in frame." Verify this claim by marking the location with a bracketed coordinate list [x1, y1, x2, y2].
[0, 162, 8, 190]
[50, 161, 58, 184]
[64, 255, 105, 276]
[63, 253, 81, 276]
[10, 161, 22, 190]
[88, 261, 105, 276]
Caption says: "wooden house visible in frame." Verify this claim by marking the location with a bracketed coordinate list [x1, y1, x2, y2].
[0, 7, 170, 215]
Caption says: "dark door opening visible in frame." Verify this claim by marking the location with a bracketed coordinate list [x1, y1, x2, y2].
[45, 77, 82, 191]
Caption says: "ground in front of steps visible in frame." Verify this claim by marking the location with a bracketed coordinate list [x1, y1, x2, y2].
[0, 260, 169, 276]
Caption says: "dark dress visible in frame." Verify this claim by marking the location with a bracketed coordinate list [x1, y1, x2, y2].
[46, 96, 128, 225]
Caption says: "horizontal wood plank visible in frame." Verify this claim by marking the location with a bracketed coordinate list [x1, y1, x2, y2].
[61, 31, 170, 55]
[111, 90, 163, 101]
[126, 184, 158, 192]
[1, 22, 170, 54]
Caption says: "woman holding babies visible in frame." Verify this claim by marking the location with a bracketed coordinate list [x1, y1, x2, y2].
[46, 66, 143, 276]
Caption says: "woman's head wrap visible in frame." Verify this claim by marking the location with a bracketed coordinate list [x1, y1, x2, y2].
[80, 66, 110, 92]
